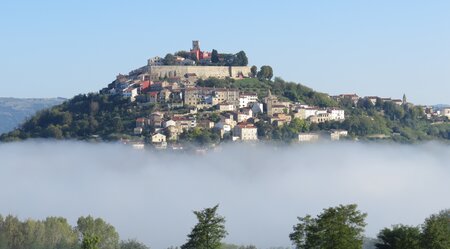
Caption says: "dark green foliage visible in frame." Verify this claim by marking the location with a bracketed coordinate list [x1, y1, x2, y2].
[0, 93, 155, 141]
[181, 205, 227, 249]
[289, 204, 367, 249]
[210, 113, 221, 123]
[120, 239, 150, 249]
[421, 209, 450, 249]
[211, 49, 219, 63]
[271, 77, 337, 107]
[164, 53, 176, 65]
[263, 118, 310, 142]
[375, 225, 422, 249]
[234, 51, 248, 66]
[179, 127, 220, 146]
[339, 95, 448, 142]
[1, 73, 449, 144]
[341, 115, 389, 136]
[174, 51, 191, 59]
[197, 78, 236, 89]
[257, 65, 273, 80]
[250, 66, 257, 77]
[197, 77, 337, 109]
[0, 97, 65, 134]
[375, 209, 450, 249]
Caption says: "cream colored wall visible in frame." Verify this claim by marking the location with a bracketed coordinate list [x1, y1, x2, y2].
[149, 65, 251, 79]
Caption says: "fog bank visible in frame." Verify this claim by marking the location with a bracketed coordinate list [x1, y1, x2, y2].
[1, 141, 449, 248]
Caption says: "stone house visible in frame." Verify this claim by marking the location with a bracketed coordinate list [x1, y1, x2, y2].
[233, 123, 258, 141]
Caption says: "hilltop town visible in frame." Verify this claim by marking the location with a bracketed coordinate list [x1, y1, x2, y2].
[2, 41, 449, 148]
[97, 41, 352, 149]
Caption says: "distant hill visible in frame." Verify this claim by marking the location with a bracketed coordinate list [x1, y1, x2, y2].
[0, 97, 66, 134]
[363, 237, 377, 249]
[433, 104, 450, 111]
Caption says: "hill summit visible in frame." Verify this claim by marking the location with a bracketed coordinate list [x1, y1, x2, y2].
[2, 41, 449, 147]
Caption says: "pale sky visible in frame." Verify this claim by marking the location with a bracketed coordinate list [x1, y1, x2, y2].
[1, 1, 449, 105]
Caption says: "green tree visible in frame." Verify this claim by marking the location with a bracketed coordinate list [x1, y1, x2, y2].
[210, 113, 221, 123]
[43, 217, 78, 249]
[44, 124, 63, 139]
[0, 215, 6, 249]
[221, 244, 257, 249]
[175, 51, 191, 59]
[2, 215, 24, 249]
[120, 239, 150, 249]
[234, 51, 248, 66]
[164, 53, 176, 65]
[77, 216, 120, 249]
[289, 204, 367, 249]
[257, 66, 273, 80]
[82, 235, 100, 249]
[375, 225, 421, 249]
[112, 116, 124, 132]
[211, 49, 219, 63]
[250, 66, 257, 77]
[421, 209, 450, 249]
[181, 205, 228, 249]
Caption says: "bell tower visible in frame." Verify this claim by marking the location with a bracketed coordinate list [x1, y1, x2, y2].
[192, 40, 200, 51]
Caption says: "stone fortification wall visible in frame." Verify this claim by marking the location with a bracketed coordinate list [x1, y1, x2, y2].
[149, 66, 251, 79]
[230, 66, 252, 78]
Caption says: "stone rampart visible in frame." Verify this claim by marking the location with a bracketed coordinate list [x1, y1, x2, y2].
[149, 66, 251, 79]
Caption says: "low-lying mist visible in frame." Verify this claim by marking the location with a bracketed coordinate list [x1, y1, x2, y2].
[1, 141, 449, 248]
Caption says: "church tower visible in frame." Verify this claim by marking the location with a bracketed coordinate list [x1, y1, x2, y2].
[264, 89, 278, 116]
[192, 40, 200, 51]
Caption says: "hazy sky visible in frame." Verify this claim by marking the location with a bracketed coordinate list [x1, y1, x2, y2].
[1, 141, 449, 249]
[1, 1, 449, 104]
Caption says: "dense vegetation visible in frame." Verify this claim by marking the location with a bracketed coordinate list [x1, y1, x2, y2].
[1, 77, 449, 144]
[289, 204, 367, 249]
[0, 215, 148, 249]
[0, 97, 65, 134]
[1, 206, 448, 249]
[198, 77, 450, 143]
[0, 94, 156, 142]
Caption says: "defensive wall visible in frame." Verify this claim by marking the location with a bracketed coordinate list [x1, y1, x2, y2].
[148, 65, 252, 80]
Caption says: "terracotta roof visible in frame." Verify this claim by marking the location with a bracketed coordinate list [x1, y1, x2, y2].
[236, 123, 256, 128]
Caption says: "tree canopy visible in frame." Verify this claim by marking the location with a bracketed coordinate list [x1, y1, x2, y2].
[257, 65, 273, 80]
[375, 225, 422, 249]
[234, 51, 248, 66]
[421, 209, 450, 249]
[289, 204, 367, 249]
[211, 49, 219, 63]
[0, 214, 149, 249]
[164, 53, 176, 65]
[77, 216, 120, 249]
[181, 205, 227, 249]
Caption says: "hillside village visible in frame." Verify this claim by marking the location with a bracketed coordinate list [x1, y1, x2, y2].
[2, 41, 449, 148]
[95, 41, 450, 150]
[96, 41, 354, 149]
